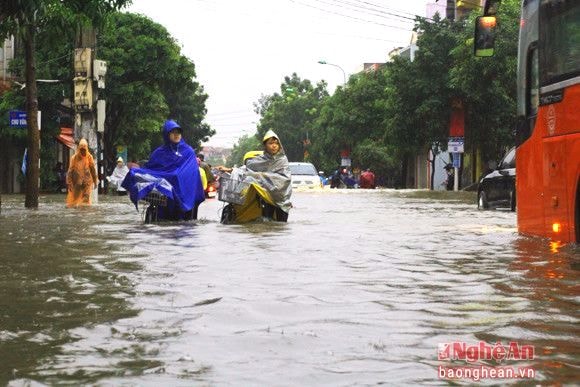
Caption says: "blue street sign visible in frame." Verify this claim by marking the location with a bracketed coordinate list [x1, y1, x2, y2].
[452, 152, 461, 168]
[9, 110, 27, 128]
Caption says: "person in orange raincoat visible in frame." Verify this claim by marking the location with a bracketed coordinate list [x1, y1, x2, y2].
[66, 138, 98, 207]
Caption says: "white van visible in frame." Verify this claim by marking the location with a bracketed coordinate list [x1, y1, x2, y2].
[288, 162, 322, 189]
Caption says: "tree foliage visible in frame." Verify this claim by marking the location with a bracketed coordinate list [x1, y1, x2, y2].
[450, 0, 520, 162]
[1, 14, 80, 190]
[415, 14, 462, 149]
[99, 12, 212, 163]
[381, 15, 463, 187]
[254, 73, 328, 162]
[0, 0, 130, 207]
[351, 139, 398, 182]
[226, 134, 262, 167]
[255, 4, 519, 185]
[310, 69, 392, 174]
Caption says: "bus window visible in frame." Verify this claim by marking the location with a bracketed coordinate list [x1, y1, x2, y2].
[517, 46, 539, 146]
[540, 0, 580, 85]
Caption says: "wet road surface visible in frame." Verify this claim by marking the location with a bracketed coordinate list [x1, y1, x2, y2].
[0, 190, 578, 385]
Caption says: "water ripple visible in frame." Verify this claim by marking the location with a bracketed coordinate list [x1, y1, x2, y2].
[0, 192, 578, 385]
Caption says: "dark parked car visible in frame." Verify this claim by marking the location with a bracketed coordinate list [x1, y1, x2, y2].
[478, 147, 516, 211]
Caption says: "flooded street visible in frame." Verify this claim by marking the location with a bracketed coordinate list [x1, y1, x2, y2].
[0, 190, 578, 385]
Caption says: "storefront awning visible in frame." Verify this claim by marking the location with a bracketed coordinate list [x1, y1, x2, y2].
[57, 127, 75, 149]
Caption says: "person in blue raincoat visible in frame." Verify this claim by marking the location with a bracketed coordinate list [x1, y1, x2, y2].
[121, 120, 205, 220]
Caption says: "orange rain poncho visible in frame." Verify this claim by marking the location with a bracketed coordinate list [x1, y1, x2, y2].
[66, 138, 98, 207]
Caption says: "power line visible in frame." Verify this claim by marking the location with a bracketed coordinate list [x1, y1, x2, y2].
[345, 0, 448, 22]
[350, 0, 422, 18]
[318, 0, 418, 22]
[315, 30, 409, 43]
[288, 0, 414, 31]
[182, 0, 415, 44]
[37, 52, 71, 67]
[290, 0, 411, 31]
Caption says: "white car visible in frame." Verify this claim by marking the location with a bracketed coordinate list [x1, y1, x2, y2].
[289, 162, 322, 189]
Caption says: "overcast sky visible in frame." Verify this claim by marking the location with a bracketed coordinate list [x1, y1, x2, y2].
[126, 0, 440, 148]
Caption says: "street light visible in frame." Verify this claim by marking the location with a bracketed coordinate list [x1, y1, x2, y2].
[318, 60, 346, 86]
[13, 79, 63, 90]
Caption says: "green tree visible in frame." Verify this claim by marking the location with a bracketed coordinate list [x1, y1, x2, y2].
[163, 55, 213, 149]
[226, 133, 262, 167]
[382, 15, 463, 188]
[99, 12, 213, 164]
[380, 9, 519, 187]
[351, 139, 399, 184]
[0, 0, 130, 208]
[254, 73, 328, 162]
[450, 0, 520, 165]
[383, 57, 421, 157]
[311, 69, 392, 176]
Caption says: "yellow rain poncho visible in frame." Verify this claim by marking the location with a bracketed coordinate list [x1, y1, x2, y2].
[243, 130, 292, 213]
[243, 150, 263, 164]
[66, 138, 98, 207]
[199, 166, 208, 190]
[221, 130, 292, 223]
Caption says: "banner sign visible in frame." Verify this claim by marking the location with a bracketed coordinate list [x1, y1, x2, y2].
[449, 98, 465, 137]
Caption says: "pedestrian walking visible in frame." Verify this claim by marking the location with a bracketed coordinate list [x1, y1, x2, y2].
[66, 138, 98, 207]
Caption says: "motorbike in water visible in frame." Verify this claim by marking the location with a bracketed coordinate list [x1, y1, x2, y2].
[217, 172, 287, 224]
[123, 172, 201, 223]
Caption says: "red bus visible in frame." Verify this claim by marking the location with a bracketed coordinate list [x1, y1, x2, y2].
[476, 0, 580, 244]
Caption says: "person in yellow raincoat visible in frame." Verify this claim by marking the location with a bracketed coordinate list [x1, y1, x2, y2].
[217, 130, 292, 223]
[197, 156, 208, 191]
[66, 138, 98, 207]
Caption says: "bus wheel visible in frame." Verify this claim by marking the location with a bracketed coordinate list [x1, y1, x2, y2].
[478, 191, 489, 210]
[510, 190, 516, 212]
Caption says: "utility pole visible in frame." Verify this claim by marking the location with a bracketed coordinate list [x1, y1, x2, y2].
[24, 24, 41, 208]
[73, 26, 106, 202]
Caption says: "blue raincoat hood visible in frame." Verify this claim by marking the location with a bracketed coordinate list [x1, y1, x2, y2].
[160, 120, 184, 156]
[162, 120, 181, 141]
[121, 120, 205, 217]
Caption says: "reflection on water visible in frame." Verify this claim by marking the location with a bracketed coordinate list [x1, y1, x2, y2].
[0, 196, 142, 384]
[0, 191, 578, 385]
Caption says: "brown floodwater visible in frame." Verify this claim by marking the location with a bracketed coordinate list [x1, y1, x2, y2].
[0, 190, 578, 385]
